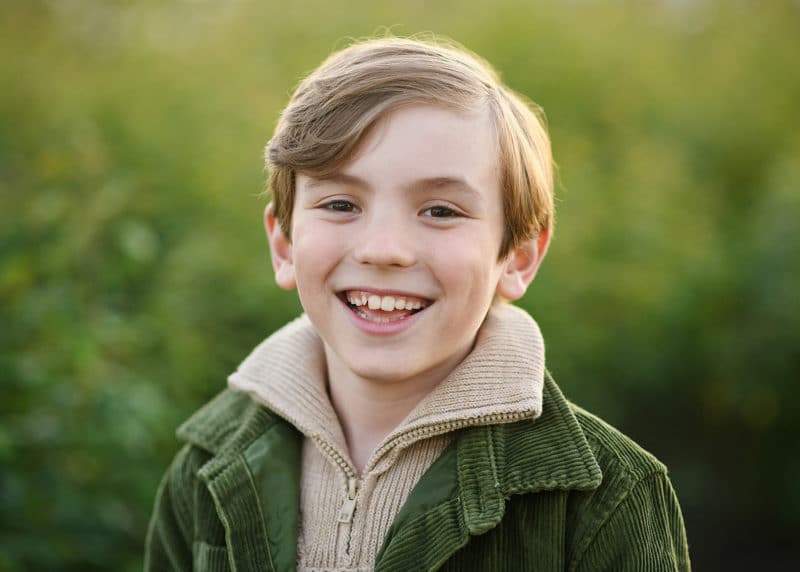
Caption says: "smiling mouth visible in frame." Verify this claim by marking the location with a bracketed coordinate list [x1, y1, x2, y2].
[339, 290, 432, 323]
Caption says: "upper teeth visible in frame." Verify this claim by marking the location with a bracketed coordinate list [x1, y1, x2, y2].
[345, 291, 428, 311]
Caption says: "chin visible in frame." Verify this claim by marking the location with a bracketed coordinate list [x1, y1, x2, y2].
[346, 361, 418, 385]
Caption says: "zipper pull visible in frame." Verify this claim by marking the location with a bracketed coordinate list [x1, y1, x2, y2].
[337, 477, 358, 523]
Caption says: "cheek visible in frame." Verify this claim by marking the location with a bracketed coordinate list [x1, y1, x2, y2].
[432, 231, 504, 291]
[291, 220, 346, 281]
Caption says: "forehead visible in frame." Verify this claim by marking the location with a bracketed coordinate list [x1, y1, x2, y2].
[301, 104, 501, 199]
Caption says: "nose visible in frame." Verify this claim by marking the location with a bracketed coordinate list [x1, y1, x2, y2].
[352, 211, 416, 268]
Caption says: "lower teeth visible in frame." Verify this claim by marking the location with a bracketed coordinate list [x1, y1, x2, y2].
[355, 309, 406, 324]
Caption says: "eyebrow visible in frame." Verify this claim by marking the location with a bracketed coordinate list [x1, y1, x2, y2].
[303, 172, 483, 200]
[303, 172, 368, 190]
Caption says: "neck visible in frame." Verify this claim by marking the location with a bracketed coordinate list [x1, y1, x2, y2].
[323, 340, 472, 475]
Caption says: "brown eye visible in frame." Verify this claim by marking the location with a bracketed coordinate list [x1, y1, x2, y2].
[323, 200, 357, 212]
[423, 206, 459, 218]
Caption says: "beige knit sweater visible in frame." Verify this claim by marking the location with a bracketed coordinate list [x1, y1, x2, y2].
[228, 303, 545, 572]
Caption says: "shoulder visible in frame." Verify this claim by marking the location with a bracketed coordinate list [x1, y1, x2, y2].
[569, 401, 666, 483]
[561, 399, 690, 570]
[147, 388, 284, 558]
[156, 388, 271, 499]
[492, 372, 673, 517]
[146, 390, 261, 568]
[563, 400, 667, 535]
[154, 387, 281, 500]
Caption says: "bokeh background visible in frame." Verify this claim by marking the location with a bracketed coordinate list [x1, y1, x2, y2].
[2, 0, 799, 570]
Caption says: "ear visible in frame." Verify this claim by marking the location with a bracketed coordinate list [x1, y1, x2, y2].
[264, 202, 296, 290]
[496, 227, 552, 301]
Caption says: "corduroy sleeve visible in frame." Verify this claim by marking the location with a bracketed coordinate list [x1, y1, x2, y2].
[144, 445, 196, 572]
[575, 471, 691, 572]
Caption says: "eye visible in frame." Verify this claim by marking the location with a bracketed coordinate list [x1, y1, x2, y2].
[321, 199, 359, 213]
[422, 205, 461, 218]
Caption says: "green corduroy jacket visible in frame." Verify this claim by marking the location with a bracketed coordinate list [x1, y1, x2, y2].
[145, 374, 690, 571]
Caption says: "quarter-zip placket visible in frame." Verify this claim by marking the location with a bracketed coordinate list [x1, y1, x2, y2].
[313, 435, 363, 560]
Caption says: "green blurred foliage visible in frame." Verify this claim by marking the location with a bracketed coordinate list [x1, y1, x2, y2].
[2, 0, 799, 570]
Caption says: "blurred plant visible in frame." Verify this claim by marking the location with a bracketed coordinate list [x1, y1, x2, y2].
[2, 1, 798, 570]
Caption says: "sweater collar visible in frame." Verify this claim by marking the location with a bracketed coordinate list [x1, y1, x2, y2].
[227, 303, 545, 474]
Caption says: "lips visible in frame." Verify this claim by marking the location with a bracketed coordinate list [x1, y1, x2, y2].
[340, 289, 432, 324]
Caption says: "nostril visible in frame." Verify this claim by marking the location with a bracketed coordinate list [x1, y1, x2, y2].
[352, 240, 415, 267]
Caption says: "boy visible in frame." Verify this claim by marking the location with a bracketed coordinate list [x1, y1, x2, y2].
[145, 37, 690, 571]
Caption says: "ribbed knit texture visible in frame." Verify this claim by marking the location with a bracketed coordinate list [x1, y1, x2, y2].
[228, 303, 545, 571]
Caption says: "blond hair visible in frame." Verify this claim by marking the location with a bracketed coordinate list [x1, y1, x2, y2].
[266, 36, 554, 258]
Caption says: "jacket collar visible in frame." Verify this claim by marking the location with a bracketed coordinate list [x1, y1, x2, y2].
[375, 373, 602, 569]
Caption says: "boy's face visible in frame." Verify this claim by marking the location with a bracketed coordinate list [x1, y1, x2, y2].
[267, 104, 548, 386]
